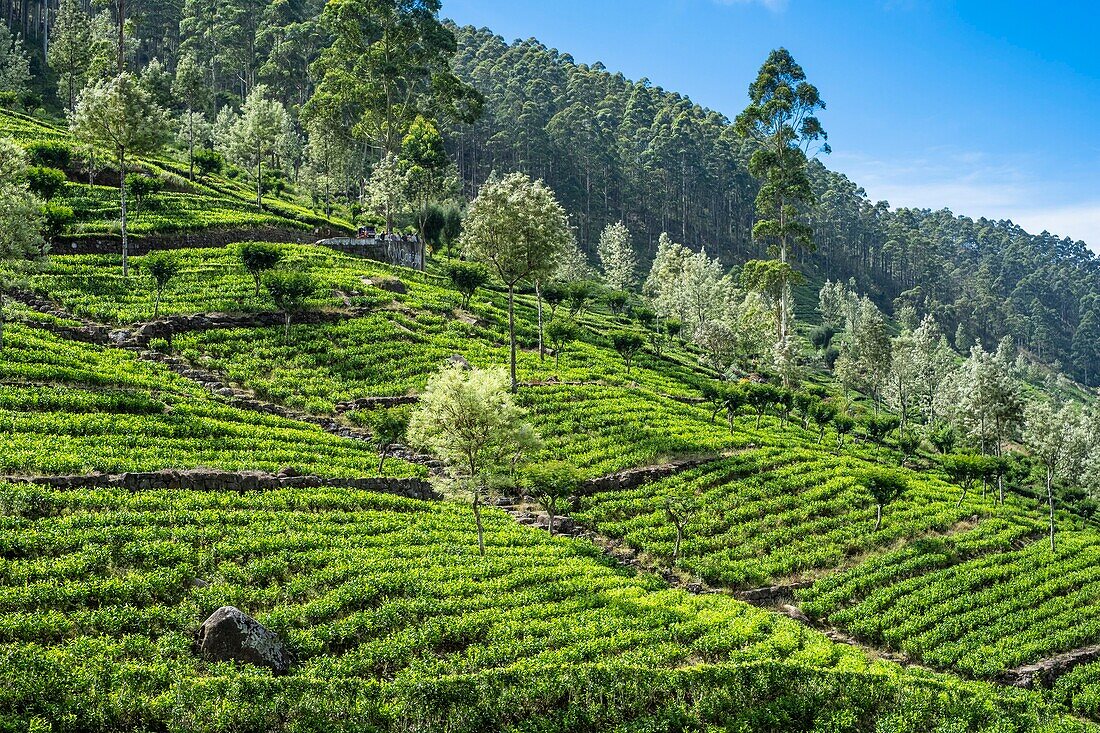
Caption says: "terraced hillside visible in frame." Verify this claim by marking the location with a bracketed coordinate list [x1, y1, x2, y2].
[2, 242, 1100, 731]
[1, 109, 350, 242]
[4, 484, 1081, 732]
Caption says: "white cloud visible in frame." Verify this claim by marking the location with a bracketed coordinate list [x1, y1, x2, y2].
[830, 149, 1100, 251]
[1010, 204, 1100, 247]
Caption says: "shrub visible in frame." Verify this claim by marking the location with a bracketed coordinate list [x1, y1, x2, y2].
[605, 290, 629, 315]
[127, 175, 164, 212]
[545, 318, 579, 369]
[610, 330, 645, 373]
[263, 269, 315, 343]
[144, 251, 179, 319]
[446, 261, 489, 309]
[566, 280, 596, 315]
[239, 242, 283, 296]
[39, 202, 74, 243]
[897, 429, 921, 462]
[809, 324, 837, 349]
[541, 282, 567, 317]
[25, 140, 72, 169]
[25, 166, 66, 201]
[193, 148, 224, 177]
[864, 414, 900, 444]
[520, 460, 581, 536]
[857, 468, 907, 531]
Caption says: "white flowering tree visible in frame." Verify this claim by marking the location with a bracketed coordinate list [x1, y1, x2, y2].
[462, 172, 572, 392]
[596, 220, 637, 292]
[407, 365, 541, 555]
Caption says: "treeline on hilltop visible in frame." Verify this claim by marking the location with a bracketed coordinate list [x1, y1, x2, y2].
[444, 26, 1100, 386]
[2, 2, 1100, 384]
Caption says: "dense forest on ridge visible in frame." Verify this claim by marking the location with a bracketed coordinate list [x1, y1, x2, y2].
[3, 0, 1100, 383]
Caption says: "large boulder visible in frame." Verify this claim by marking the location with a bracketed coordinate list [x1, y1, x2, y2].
[194, 606, 292, 674]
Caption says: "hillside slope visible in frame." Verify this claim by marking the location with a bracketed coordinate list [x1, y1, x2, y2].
[1, 109, 351, 244]
[2, 243, 1100, 730]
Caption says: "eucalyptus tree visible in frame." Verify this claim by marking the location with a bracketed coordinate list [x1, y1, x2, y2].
[70, 73, 169, 277]
[47, 0, 94, 114]
[305, 0, 482, 170]
[227, 85, 293, 207]
[735, 48, 829, 346]
[461, 172, 572, 392]
[911, 314, 955, 424]
[172, 52, 212, 181]
[950, 344, 1023, 504]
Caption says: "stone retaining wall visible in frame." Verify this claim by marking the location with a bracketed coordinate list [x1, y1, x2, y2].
[120, 308, 370, 345]
[54, 227, 347, 255]
[578, 456, 717, 496]
[7, 468, 438, 500]
[335, 395, 420, 413]
[1000, 644, 1100, 689]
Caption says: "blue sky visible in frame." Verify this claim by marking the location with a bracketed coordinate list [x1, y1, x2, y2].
[443, 0, 1100, 250]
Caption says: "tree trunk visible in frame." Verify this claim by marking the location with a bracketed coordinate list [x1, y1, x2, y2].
[117, 0, 124, 71]
[473, 490, 485, 556]
[284, 311, 290, 344]
[1048, 468, 1056, 552]
[546, 507, 555, 537]
[377, 446, 387, 473]
[0, 290, 5, 350]
[875, 504, 882, 532]
[119, 147, 128, 277]
[536, 281, 544, 362]
[256, 155, 263, 207]
[187, 109, 195, 181]
[672, 523, 683, 564]
[507, 283, 517, 393]
[153, 287, 161, 319]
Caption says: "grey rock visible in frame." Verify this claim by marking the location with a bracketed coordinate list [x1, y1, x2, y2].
[194, 606, 292, 674]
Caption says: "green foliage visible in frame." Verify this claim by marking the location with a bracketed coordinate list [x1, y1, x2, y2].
[126, 174, 164, 212]
[25, 165, 67, 201]
[604, 289, 629, 315]
[24, 140, 72, 168]
[192, 147, 224, 177]
[929, 423, 957, 454]
[0, 322, 415, 476]
[897, 429, 921, 461]
[544, 317, 579, 369]
[743, 381, 782, 428]
[239, 241, 283, 296]
[263, 269, 316, 343]
[144, 251, 179, 318]
[520, 460, 581, 536]
[356, 406, 411, 471]
[864, 414, 900, 444]
[566, 280, 595, 315]
[446, 261, 489, 309]
[39, 202, 74, 243]
[858, 467, 907, 530]
[610, 329, 645, 373]
[462, 172, 573, 389]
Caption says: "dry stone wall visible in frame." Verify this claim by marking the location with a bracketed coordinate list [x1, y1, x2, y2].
[7, 468, 438, 499]
[55, 227, 346, 254]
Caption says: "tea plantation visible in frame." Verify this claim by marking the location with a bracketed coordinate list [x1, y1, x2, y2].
[1, 240, 1099, 732]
